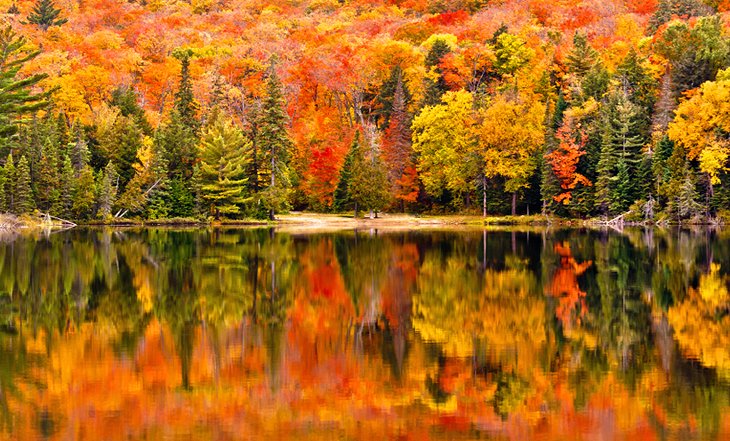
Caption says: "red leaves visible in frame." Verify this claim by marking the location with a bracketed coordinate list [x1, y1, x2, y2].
[546, 116, 592, 205]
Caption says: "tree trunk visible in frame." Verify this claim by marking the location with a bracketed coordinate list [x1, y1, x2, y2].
[511, 192, 517, 216]
[354, 202, 358, 219]
[482, 174, 487, 218]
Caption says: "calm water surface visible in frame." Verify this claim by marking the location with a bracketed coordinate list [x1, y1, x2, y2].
[1, 227, 729, 440]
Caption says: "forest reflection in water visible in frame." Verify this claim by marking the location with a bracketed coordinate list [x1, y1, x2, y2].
[0, 226, 729, 440]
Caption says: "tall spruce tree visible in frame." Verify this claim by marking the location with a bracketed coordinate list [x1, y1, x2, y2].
[258, 66, 293, 220]
[57, 155, 73, 218]
[98, 161, 117, 218]
[0, 27, 51, 152]
[196, 110, 251, 218]
[333, 133, 362, 214]
[14, 155, 34, 214]
[173, 49, 200, 132]
[26, 0, 68, 31]
[423, 39, 452, 107]
[36, 145, 59, 212]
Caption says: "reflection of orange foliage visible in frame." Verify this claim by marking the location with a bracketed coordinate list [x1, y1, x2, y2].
[549, 242, 592, 329]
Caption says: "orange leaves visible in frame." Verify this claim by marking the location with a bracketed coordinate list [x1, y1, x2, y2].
[548, 242, 593, 330]
[546, 116, 592, 205]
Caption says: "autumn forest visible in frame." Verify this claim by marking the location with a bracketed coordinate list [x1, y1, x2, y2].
[0, 0, 728, 221]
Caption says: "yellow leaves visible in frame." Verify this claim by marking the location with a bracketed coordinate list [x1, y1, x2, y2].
[412, 90, 476, 198]
[421, 33, 459, 51]
[699, 144, 730, 185]
[668, 266, 730, 379]
[698, 263, 730, 308]
[85, 30, 124, 50]
[478, 92, 545, 192]
[669, 76, 730, 184]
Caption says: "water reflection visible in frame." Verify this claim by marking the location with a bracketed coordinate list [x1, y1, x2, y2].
[0, 227, 729, 439]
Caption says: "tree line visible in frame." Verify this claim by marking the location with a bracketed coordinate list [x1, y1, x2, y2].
[2, 0, 730, 222]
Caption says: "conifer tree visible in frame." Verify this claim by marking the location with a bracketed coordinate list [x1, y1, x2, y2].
[7, 3, 19, 14]
[197, 111, 251, 218]
[595, 92, 645, 214]
[70, 125, 89, 177]
[383, 77, 417, 211]
[350, 134, 391, 219]
[258, 66, 293, 220]
[26, 0, 68, 31]
[333, 133, 361, 214]
[72, 166, 96, 219]
[56, 155, 73, 218]
[173, 49, 200, 132]
[423, 39, 452, 106]
[14, 155, 34, 214]
[36, 146, 59, 212]
[0, 166, 7, 212]
[4, 154, 14, 212]
[0, 27, 51, 149]
[98, 161, 117, 218]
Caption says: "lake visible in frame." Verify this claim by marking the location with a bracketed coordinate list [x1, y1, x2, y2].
[0, 226, 729, 440]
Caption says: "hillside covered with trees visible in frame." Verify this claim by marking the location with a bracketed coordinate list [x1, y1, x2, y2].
[0, 0, 729, 222]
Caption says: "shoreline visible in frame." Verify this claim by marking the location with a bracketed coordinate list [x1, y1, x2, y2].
[6, 212, 727, 232]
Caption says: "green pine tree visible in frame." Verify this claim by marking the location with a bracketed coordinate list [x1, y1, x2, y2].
[36, 145, 59, 212]
[56, 155, 73, 218]
[70, 124, 90, 176]
[350, 137, 391, 219]
[258, 65, 293, 220]
[14, 155, 34, 214]
[98, 161, 117, 218]
[423, 39, 452, 107]
[26, 0, 68, 30]
[0, 27, 51, 151]
[333, 133, 362, 214]
[197, 111, 251, 218]
[595, 92, 645, 214]
[72, 165, 96, 219]
[676, 168, 702, 221]
[3, 154, 14, 212]
[172, 49, 200, 132]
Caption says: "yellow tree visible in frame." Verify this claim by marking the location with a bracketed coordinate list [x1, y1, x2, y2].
[411, 90, 479, 208]
[668, 70, 730, 190]
[477, 92, 545, 215]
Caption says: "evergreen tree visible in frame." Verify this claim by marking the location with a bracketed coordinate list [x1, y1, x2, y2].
[72, 165, 96, 219]
[7, 4, 19, 14]
[97, 115, 143, 188]
[616, 49, 658, 137]
[595, 92, 645, 214]
[610, 159, 633, 214]
[26, 0, 68, 31]
[376, 66, 412, 129]
[333, 133, 361, 213]
[70, 124, 90, 177]
[110, 87, 152, 135]
[56, 155, 73, 218]
[156, 113, 197, 180]
[566, 33, 599, 77]
[173, 49, 200, 131]
[676, 169, 702, 220]
[3, 154, 14, 212]
[423, 39, 452, 106]
[258, 66, 293, 220]
[0, 27, 51, 151]
[197, 111, 251, 218]
[0, 165, 6, 212]
[383, 77, 417, 210]
[14, 155, 34, 214]
[36, 146, 59, 212]
[98, 161, 117, 218]
[350, 139, 391, 219]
